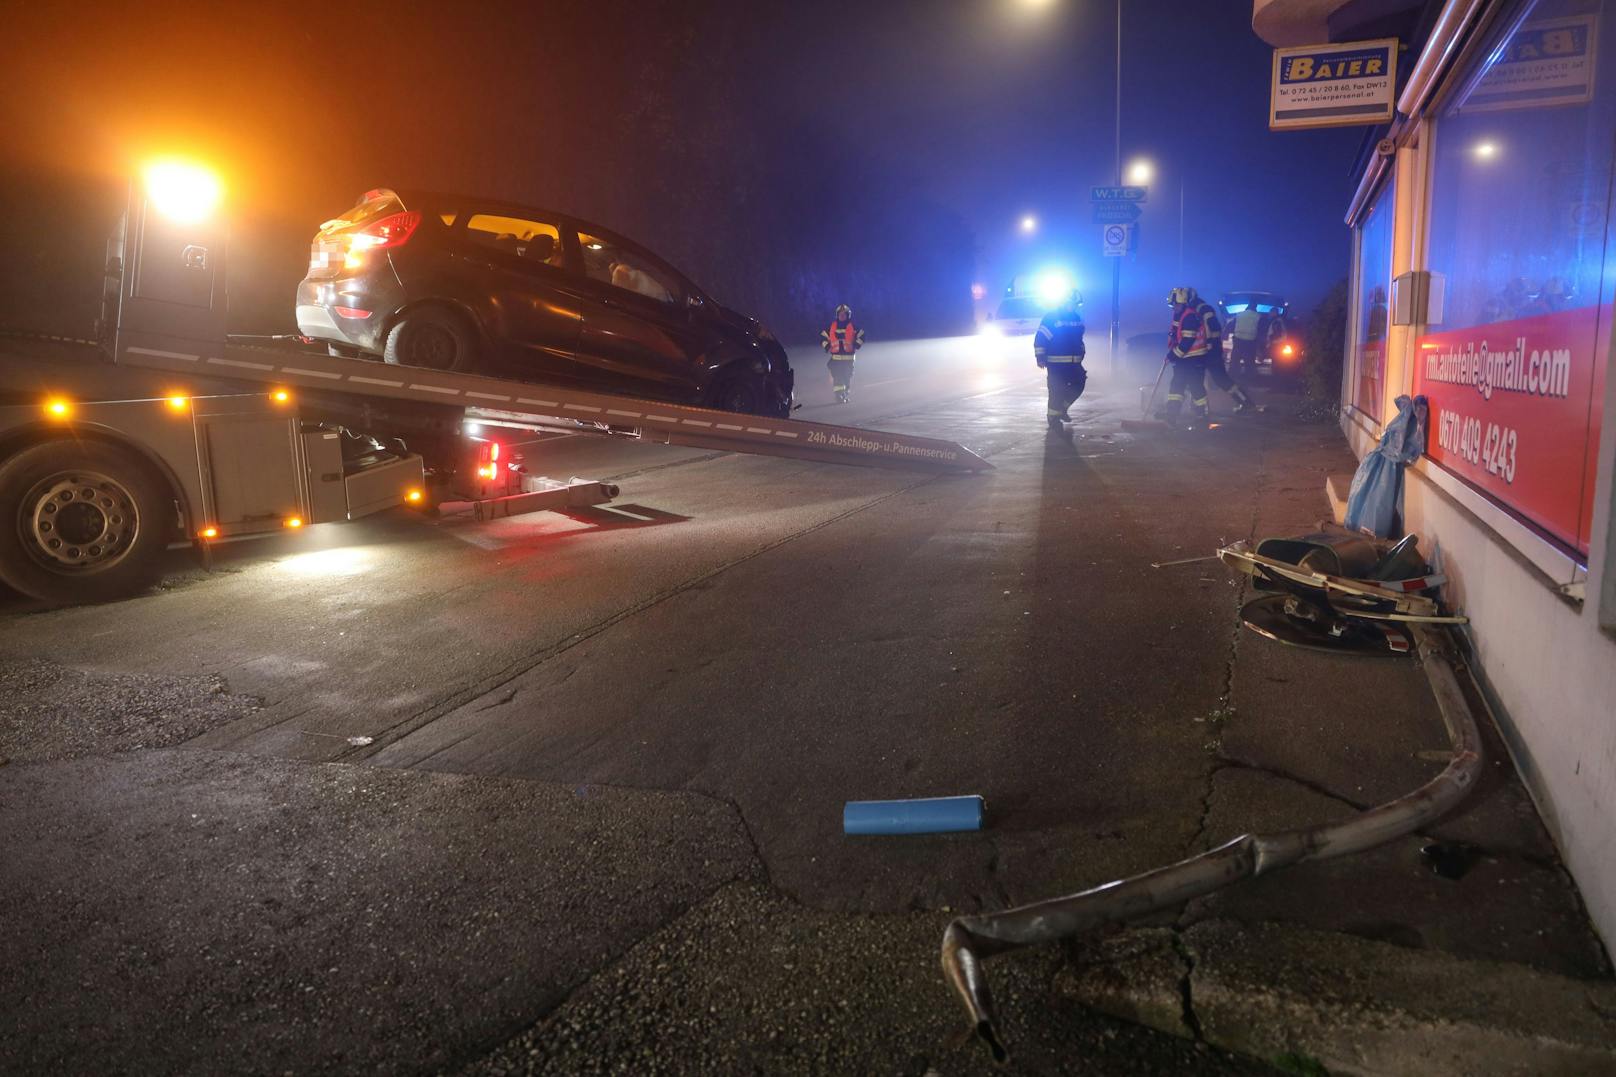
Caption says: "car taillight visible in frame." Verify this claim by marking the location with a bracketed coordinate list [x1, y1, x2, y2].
[343, 211, 421, 269]
[350, 211, 420, 250]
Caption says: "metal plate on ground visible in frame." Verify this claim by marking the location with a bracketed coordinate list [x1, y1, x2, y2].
[1241, 593, 1414, 657]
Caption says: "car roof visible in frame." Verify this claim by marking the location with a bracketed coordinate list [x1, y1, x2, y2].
[375, 187, 709, 298]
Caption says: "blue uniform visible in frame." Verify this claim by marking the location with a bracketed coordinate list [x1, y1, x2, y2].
[1034, 302, 1087, 426]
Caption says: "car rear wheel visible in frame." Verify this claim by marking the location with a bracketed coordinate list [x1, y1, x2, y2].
[0, 440, 172, 605]
[384, 307, 479, 373]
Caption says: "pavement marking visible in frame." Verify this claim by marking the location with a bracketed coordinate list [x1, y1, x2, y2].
[646, 414, 678, 423]
[128, 346, 198, 362]
[716, 423, 743, 430]
[606, 409, 642, 418]
[746, 427, 770, 434]
[207, 356, 274, 371]
[285, 366, 344, 380]
[465, 391, 512, 402]
[564, 404, 603, 413]
[349, 375, 405, 387]
[517, 397, 561, 407]
[407, 382, 461, 394]
[681, 419, 712, 427]
[772, 430, 798, 438]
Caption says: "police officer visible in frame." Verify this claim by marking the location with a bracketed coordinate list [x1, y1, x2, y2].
[1158, 286, 1251, 421]
[1229, 303, 1263, 376]
[1034, 289, 1086, 428]
[820, 303, 865, 403]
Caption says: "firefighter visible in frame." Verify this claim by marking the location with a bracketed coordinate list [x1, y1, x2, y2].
[820, 303, 864, 403]
[1157, 286, 1251, 421]
[1034, 289, 1087, 428]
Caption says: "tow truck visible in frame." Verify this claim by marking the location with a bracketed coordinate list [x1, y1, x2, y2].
[0, 162, 989, 605]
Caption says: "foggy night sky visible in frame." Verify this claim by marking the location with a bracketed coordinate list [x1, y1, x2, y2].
[0, 0, 1364, 340]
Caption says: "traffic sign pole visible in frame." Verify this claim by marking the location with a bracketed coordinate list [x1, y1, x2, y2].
[1092, 187, 1145, 375]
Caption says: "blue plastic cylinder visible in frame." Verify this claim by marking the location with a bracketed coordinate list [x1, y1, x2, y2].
[843, 795, 985, 836]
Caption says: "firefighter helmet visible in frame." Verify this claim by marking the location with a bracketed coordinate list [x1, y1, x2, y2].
[835, 304, 852, 320]
[1168, 286, 1198, 306]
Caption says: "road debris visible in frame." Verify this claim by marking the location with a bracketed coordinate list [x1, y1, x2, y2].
[844, 795, 984, 835]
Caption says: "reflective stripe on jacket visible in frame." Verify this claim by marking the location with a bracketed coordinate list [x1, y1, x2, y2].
[821, 320, 864, 355]
[1170, 300, 1222, 359]
[1034, 307, 1086, 363]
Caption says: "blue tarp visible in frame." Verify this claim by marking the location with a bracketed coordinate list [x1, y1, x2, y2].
[1344, 394, 1428, 538]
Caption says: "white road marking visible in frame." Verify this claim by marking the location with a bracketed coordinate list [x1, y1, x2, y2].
[207, 356, 274, 371]
[407, 383, 460, 394]
[349, 375, 405, 387]
[128, 346, 198, 361]
[563, 404, 602, 412]
[285, 367, 343, 380]
[465, 391, 511, 401]
[681, 419, 712, 427]
[606, 409, 642, 418]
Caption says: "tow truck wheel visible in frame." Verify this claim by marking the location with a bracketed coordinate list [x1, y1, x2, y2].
[383, 306, 478, 373]
[0, 440, 170, 605]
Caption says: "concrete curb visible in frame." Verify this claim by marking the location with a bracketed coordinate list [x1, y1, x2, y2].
[1057, 919, 1616, 1076]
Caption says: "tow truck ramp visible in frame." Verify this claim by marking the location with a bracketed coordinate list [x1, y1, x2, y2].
[118, 339, 993, 472]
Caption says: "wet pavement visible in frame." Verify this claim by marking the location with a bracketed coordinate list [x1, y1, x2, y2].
[1, 336, 1607, 1074]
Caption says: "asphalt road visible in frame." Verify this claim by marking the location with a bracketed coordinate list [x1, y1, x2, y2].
[0, 334, 1334, 1074]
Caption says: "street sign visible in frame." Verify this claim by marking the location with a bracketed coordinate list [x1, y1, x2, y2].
[1092, 185, 1148, 202]
[1092, 202, 1142, 224]
[1102, 224, 1131, 258]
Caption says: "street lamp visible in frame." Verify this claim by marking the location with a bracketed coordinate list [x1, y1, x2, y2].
[1020, 214, 1038, 235]
[1126, 159, 1154, 185]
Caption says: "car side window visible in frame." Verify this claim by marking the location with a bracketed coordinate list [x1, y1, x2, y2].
[465, 213, 567, 270]
[577, 232, 680, 305]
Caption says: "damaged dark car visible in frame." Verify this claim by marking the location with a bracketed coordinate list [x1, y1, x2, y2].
[296, 188, 794, 417]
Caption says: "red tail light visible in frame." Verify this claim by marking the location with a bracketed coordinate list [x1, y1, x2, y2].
[351, 211, 420, 251]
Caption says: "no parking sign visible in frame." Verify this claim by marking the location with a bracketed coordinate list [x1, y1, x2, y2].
[1102, 224, 1131, 257]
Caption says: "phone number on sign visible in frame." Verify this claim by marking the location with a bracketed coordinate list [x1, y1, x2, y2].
[1436, 407, 1517, 483]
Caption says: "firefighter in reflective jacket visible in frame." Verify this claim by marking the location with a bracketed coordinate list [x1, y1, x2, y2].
[1158, 286, 1252, 420]
[1034, 290, 1086, 428]
[821, 304, 864, 403]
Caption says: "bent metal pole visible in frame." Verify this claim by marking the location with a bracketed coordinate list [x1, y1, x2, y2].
[939, 625, 1485, 1063]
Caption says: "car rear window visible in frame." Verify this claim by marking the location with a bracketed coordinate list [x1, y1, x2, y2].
[996, 297, 1043, 319]
[321, 191, 405, 234]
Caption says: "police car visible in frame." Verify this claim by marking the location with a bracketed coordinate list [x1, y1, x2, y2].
[980, 294, 1046, 338]
[1220, 291, 1302, 373]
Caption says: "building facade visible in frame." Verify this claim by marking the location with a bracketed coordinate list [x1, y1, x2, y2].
[1258, 0, 1616, 949]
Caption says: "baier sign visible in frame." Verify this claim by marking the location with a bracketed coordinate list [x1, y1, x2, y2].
[1270, 39, 1398, 130]
[1414, 304, 1608, 556]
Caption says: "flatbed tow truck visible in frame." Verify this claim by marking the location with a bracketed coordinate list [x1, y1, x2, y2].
[0, 164, 988, 605]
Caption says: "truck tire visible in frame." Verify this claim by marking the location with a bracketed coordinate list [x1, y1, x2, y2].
[383, 306, 479, 373]
[0, 440, 172, 605]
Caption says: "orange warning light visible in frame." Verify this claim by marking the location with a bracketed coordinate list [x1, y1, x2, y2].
[405, 489, 424, 503]
[272, 389, 291, 404]
[44, 398, 72, 419]
[199, 526, 219, 539]
[284, 517, 304, 529]
[166, 394, 189, 411]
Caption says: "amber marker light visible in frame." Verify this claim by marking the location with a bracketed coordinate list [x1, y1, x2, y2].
[165, 394, 189, 411]
[143, 159, 223, 224]
[199, 526, 219, 539]
[405, 489, 424, 504]
[284, 517, 304, 529]
[272, 389, 291, 404]
[44, 398, 72, 419]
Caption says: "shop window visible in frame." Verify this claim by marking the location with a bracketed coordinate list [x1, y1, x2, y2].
[1351, 180, 1395, 422]
[1415, 0, 1615, 559]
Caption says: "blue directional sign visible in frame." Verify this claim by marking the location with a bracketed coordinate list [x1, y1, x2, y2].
[1091, 185, 1148, 202]
[1092, 202, 1142, 224]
